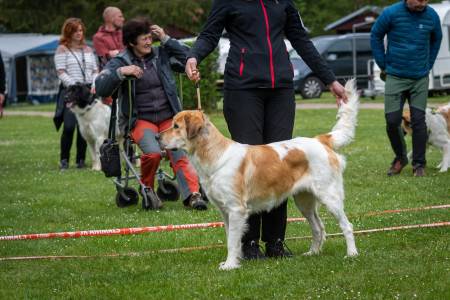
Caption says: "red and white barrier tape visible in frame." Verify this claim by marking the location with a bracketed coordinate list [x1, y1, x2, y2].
[1, 221, 448, 261]
[0, 204, 449, 241]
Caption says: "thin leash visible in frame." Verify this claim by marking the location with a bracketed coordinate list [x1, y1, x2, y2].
[195, 81, 202, 110]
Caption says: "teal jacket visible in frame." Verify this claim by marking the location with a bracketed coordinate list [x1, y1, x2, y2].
[371, 1, 442, 79]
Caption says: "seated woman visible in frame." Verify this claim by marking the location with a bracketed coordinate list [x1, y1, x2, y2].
[95, 17, 207, 210]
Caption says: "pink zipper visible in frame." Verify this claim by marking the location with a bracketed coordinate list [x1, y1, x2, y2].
[239, 48, 246, 76]
[259, 0, 275, 88]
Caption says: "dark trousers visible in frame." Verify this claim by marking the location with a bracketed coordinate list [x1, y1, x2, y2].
[60, 108, 87, 163]
[385, 93, 427, 167]
[223, 88, 296, 244]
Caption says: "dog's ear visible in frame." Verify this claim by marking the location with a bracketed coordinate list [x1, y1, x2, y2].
[184, 111, 204, 140]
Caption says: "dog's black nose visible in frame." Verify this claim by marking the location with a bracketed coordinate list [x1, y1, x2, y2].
[155, 134, 160, 141]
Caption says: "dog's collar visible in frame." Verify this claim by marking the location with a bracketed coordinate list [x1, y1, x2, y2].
[78, 99, 98, 116]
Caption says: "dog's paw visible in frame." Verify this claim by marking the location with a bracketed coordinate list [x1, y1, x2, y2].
[345, 249, 359, 258]
[303, 250, 320, 256]
[92, 165, 102, 171]
[219, 261, 240, 270]
[439, 168, 448, 172]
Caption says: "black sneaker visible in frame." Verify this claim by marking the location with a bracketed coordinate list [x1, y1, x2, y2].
[242, 240, 266, 260]
[185, 192, 208, 210]
[59, 159, 69, 171]
[265, 239, 293, 258]
[76, 159, 86, 169]
[413, 166, 425, 177]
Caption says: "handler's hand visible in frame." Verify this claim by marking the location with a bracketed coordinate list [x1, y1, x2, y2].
[150, 25, 166, 41]
[186, 57, 200, 82]
[119, 65, 144, 79]
[0, 94, 4, 106]
[329, 81, 348, 106]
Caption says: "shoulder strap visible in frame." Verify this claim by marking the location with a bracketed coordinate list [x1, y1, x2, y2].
[67, 48, 86, 82]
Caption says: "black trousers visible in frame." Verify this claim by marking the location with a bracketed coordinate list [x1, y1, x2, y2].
[60, 108, 87, 163]
[223, 88, 296, 244]
[385, 92, 427, 167]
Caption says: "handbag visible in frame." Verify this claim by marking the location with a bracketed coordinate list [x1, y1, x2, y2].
[100, 96, 121, 177]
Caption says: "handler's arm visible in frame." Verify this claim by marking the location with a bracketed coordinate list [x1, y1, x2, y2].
[95, 58, 126, 97]
[429, 13, 443, 69]
[370, 11, 390, 71]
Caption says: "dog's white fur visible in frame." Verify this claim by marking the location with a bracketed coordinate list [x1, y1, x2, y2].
[402, 103, 450, 172]
[70, 100, 111, 171]
[160, 80, 360, 270]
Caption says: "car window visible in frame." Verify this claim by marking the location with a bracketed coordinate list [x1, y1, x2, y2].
[327, 40, 352, 59]
[356, 38, 372, 56]
[289, 38, 332, 59]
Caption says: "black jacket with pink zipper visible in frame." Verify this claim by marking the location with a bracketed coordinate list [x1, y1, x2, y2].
[188, 0, 336, 90]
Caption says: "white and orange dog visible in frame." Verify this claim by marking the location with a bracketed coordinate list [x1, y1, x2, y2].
[402, 103, 450, 172]
[160, 80, 359, 270]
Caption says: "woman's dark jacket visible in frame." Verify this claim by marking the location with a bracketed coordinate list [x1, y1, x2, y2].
[188, 0, 336, 90]
[95, 38, 188, 133]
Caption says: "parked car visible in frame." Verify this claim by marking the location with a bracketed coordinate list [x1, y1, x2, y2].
[291, 33, 373, 99]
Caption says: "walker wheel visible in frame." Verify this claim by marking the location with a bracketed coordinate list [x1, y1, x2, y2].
[157, 180, 180, 201]
[115, 187, 139, 207]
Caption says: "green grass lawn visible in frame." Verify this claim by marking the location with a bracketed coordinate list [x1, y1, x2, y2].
[5, 90, 449, 113]
[0, 110, 449, 299]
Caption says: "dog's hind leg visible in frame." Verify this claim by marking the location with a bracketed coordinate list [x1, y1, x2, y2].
[438, 141, 450, 172]
[317, 186, 358, 257]
[219, 208, 247, 270]
[293, 192, 326, 255]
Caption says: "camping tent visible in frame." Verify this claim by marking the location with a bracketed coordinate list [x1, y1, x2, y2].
[0, 33, 61, 104]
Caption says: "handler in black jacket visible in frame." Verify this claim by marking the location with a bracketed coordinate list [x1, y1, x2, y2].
[186, 0, 348, 259]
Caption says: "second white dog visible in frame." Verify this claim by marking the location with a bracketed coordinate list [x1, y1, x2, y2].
[65, 84, 111, 171]
[402, 103, 450, 172]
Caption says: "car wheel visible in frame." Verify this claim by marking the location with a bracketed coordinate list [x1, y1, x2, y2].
[300, 76, 324, 99]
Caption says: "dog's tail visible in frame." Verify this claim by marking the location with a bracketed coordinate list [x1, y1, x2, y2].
[327, 79, 359, 150]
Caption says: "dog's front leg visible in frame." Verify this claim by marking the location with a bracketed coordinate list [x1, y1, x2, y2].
[218, 209, 230, 239]
[219, 209, 246, 270]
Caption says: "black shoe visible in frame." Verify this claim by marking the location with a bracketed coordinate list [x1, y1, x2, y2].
[76, 159, 86, 169]
[242, 240, 266, 260]
[185, 192, 208, 210]
[59, 159, 69, 171]
[265, 239, 293, 258]
[413, 166, 425, 177]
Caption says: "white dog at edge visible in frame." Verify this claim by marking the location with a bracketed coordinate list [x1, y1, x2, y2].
[160, 80, 360, 270]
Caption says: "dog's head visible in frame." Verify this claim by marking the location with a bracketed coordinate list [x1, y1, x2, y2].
[159, 110, 206, 152]
[401, 110, 413, 135]
[64, 83, 93, 109]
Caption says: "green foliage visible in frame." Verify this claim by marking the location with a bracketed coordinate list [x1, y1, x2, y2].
[176, 41, 220, 112]
[0, 0, 446, 37]
[0, 0, 212, 37]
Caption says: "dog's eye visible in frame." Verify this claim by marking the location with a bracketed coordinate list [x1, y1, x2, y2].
[173, 124, 179, 129]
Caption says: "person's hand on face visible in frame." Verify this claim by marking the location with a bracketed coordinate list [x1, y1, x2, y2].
[150, 25, 166, 41]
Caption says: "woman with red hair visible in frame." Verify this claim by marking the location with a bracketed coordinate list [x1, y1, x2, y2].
[53, 18, 98, 170]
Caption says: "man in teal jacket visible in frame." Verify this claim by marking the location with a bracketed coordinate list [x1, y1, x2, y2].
[371, 0, 442, 177]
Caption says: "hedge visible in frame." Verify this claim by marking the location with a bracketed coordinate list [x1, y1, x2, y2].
[175, 41, 221, 112]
